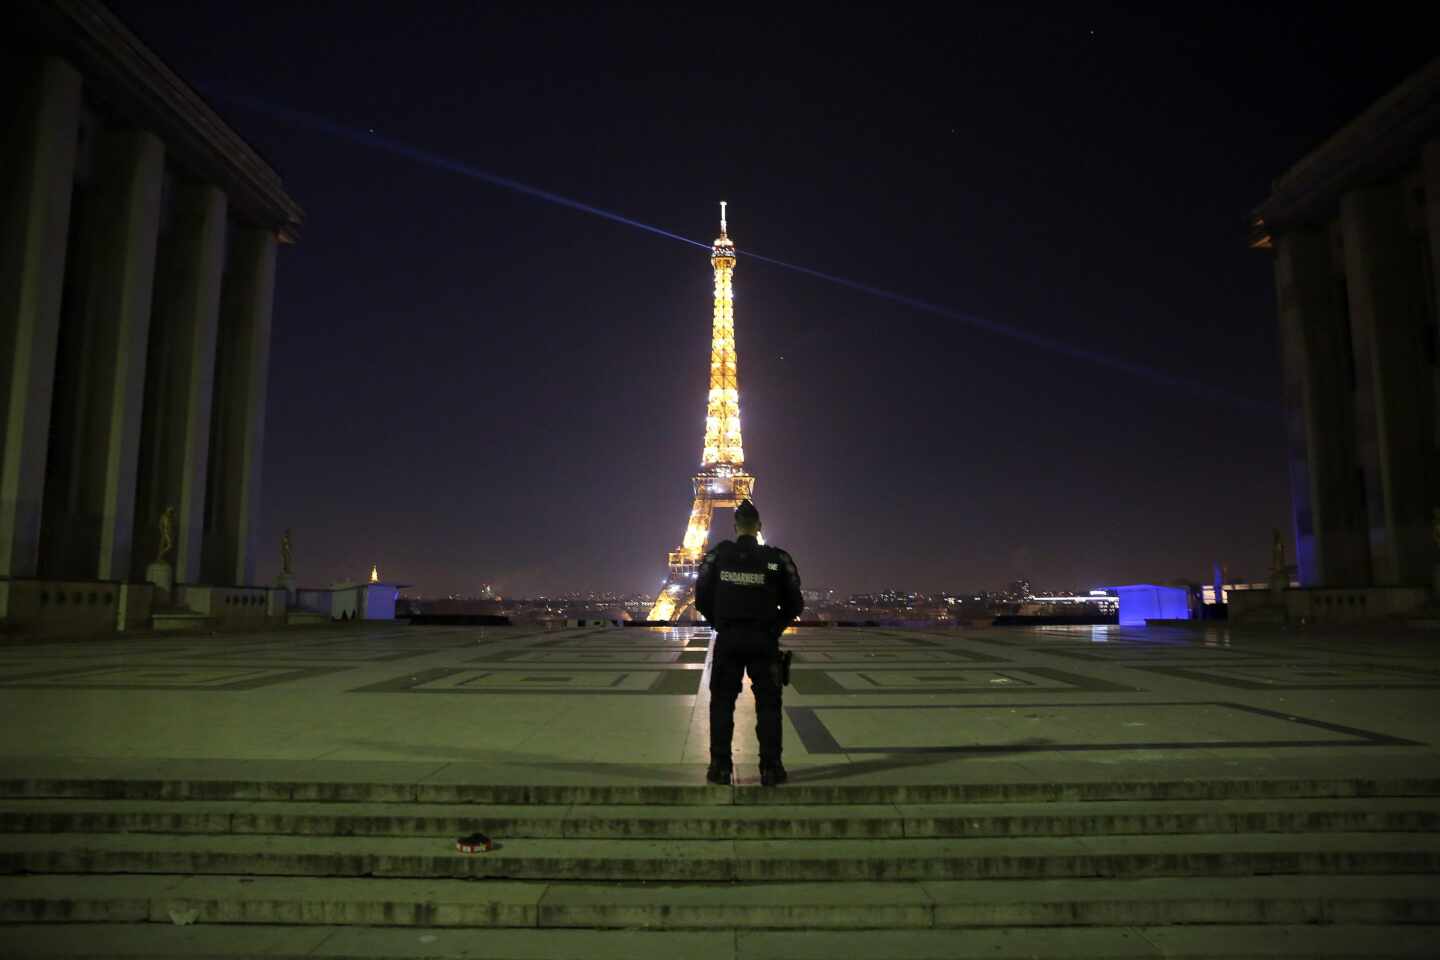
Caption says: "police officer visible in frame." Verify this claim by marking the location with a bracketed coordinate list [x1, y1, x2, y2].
[695, 500, 804, 786]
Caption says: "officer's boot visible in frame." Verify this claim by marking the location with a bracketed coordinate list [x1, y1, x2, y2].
[708, 684, 739, 786]
[758, 734, 786, 786]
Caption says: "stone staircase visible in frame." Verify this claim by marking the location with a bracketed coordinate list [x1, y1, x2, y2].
[0, 772, 1437, 957]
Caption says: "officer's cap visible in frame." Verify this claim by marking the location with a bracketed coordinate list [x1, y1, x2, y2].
[735, 500, 760, 523]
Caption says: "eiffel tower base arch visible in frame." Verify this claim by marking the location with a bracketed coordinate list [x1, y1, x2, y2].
[648, 470, 754, 622]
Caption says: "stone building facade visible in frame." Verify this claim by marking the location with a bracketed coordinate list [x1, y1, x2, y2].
[2, 0, 303, 633]
[1251, 57, 1439, 594]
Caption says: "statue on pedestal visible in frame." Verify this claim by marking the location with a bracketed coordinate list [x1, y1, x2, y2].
[147, 505, 177, 604]
[1266, 528, 1293, 621]
[156, 506, 175, 563]
[276, 528, 298, 609]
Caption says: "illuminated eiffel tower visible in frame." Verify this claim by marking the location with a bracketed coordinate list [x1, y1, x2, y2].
[648, 203, 755, 621]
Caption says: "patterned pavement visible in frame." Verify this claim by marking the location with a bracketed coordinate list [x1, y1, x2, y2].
[0, 621, 1435, 770]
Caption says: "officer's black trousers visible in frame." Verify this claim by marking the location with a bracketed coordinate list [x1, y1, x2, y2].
[709, 624, 783, 767]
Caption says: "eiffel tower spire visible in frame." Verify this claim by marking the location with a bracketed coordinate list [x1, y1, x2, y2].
[648, 204, 757, 622]
[701, 201, 742, 468]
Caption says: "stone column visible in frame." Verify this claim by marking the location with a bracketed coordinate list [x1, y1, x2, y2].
[38, 127, 165, 581]
[202, 225, 277, 586]
[1341, 184, 1433, 586]
[0, 58, 81, 578]
[131, 181, 227, 584]
[1424, 141, 1440, 593]
[1273, 228, 1369, 586]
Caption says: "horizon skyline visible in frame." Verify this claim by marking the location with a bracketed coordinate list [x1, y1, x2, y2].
[391, 576, 1248, 602]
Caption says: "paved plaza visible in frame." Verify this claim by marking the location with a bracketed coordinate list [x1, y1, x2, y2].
[0, 621, 1437, 958]
[0, 621, 1436, 777]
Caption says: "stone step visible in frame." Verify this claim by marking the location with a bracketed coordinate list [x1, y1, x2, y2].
[2, 923, 1438, 958]
[2, 832, 1436, 881]
[2, 797, 1436, 839]
[0, 874, 1435, 928]
[3, 774, 1437, 806]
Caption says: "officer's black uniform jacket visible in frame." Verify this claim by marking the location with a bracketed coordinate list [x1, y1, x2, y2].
[694, 535, 804, 630]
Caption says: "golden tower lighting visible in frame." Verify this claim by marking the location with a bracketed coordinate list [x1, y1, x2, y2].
[648, 202, 757, 622]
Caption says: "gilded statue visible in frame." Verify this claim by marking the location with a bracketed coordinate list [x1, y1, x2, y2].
[157, 506, 176, 563]
[281, 528, 293, 575]
[1271, 528, 1285, 574]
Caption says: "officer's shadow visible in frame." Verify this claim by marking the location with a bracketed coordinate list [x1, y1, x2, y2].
[786, 738, 1057, 783]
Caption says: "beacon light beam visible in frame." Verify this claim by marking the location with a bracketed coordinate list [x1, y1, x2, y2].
[736, 248, 1259, 405]
[222, 94, 1263, 408]
[217, 94, 711, 253]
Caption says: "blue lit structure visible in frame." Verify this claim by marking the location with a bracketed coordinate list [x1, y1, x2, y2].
[1104, 585, 1192, 626]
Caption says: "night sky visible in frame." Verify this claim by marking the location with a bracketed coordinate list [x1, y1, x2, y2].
[107, 2, 1434, 597]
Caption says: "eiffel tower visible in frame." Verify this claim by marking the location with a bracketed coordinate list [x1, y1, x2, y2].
[648, 203, 756, 622]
